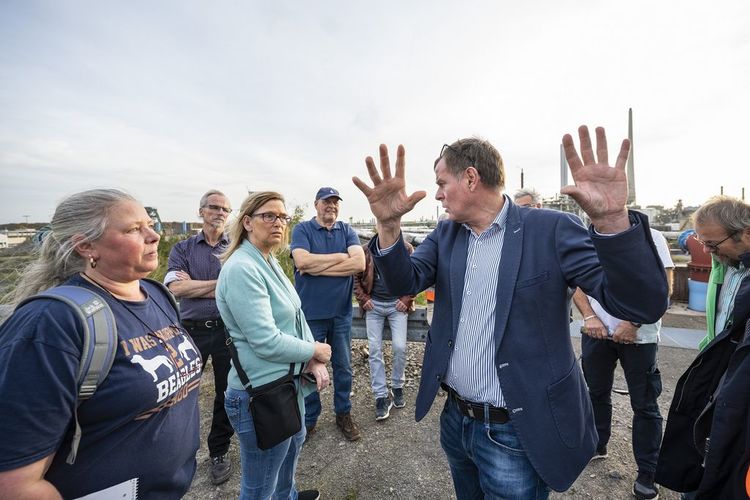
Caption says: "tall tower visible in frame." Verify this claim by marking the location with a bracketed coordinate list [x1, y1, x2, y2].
[559, 143, 568, 188]
[627, 108, 636, 205]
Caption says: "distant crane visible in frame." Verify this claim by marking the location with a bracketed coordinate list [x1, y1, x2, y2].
[145, 207, 163, 233]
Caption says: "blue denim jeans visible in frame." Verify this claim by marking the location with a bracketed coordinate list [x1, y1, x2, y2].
[225, 388, 306, 500]
[365, 300, 408, 398]
[439, 396, 549, 499]
[304, 313, 353, 427]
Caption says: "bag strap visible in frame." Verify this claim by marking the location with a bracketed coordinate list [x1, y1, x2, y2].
[226, 337, 295, 392]
[16, 285, 117, 464]
[142, 277, 180, 321]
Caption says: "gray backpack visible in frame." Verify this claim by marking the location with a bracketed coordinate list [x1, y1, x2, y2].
[13, 278, 177, 464]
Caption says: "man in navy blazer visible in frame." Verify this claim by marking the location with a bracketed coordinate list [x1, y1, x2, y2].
[352, 127, 669, 498]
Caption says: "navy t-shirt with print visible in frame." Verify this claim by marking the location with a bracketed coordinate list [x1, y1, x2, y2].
[0, 274, 202, 499]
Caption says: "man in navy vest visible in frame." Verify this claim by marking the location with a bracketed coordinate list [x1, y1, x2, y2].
[353, 128, 668, 498]
[165, 189, 233, 485]
[291, 187, 366, 441]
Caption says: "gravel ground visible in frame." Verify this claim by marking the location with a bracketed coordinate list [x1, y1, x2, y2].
[185, 324, 701, 500]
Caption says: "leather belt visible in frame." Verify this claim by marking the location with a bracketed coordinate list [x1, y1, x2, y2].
[182, 318, 224, 330]
[442, 383, 510, 424]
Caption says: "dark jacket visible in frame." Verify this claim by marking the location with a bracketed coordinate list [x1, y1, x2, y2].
[656, 254, 750, 499]
[354, 243, 415, 316]
[371, 206, 668, 491]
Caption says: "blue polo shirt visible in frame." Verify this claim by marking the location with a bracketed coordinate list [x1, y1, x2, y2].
[290, 218, 360, 320]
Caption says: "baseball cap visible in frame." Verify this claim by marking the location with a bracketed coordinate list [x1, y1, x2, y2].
[315, 187, 342, 201]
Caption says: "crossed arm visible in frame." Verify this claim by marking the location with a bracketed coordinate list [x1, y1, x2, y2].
[291, 245, 365, 276]
[167, 270, 217, 298]
[573, 266, 673, 344]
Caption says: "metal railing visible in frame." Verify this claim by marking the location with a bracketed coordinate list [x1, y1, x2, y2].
[350, 305, 430, 342]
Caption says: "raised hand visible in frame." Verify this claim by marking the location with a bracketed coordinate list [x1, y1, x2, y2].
[352, 144, 427, 226]
[561, 126, 630, 233]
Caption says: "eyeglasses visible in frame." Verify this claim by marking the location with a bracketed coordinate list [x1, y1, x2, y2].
[205, 204, 233, 214]
[251, 212, 292, 224]
[695, 231, 737, 251]
[437, 143, 475, 167]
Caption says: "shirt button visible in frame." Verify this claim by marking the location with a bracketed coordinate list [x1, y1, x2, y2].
[466, 291, 472, 296]
[460, 318, 465, 323]
[472, 264, 477, 269]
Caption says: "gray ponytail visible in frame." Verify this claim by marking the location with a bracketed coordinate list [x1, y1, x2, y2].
[7, 189, 136, 304]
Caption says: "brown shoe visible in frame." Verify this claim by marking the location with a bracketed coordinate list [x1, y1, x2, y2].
[305, 424, 316, 443]
[335, 412, 361, 441]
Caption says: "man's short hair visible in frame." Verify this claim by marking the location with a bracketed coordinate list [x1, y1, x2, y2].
[693, 195, 750, 237]
[199, 189, 227, 208]
[437, 137, 505, 189]
[513, 188, 541, 205]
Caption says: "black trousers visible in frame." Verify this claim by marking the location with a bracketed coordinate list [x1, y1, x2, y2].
[185, 323, 234, 457]
[581, 336, 663, 475]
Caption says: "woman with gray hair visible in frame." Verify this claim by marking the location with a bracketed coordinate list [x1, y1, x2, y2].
[0, 189, 201, 499]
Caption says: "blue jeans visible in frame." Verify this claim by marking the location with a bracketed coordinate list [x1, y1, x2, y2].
[439, 396, 549, 499]
[304, 313, 353, 427]
[365, 300, 408, 398]
[225, 388, 306, 500]
[581, 337, 662, 475]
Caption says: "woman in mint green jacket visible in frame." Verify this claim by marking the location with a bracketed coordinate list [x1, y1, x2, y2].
[217, 191, 331, 500]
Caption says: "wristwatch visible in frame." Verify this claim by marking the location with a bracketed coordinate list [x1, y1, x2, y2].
[629, 321, 643, 328]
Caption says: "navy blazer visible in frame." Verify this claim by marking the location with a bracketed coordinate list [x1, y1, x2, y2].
[371, 204, 668, 491]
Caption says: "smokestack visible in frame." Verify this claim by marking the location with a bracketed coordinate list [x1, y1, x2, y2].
[520, 168, 524, 189]
[626, 108, 636, 205]
[559, 143, 568, 188]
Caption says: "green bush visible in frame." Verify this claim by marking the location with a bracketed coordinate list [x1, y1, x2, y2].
[150, 234, 190, 283]
[276, 205, 306, 283]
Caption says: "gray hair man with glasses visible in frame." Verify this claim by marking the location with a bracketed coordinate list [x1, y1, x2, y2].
[164, 189, 235, 485]
[513, 187, 543, 208]
[657, 195, 750, 499]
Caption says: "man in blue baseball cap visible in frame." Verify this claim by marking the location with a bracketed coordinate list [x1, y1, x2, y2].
[291, 186, 366, 441]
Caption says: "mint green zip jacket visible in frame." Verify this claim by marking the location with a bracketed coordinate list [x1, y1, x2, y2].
[217, 239, 317, 411]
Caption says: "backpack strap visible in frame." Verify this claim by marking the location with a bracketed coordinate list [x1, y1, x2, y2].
[16, 286, 117, 464]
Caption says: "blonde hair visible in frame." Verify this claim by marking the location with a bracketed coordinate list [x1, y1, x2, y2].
[220, 191, 287, 263]
[8, 189, 137, 304]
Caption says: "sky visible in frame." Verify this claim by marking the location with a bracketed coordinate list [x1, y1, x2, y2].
[1, 0, 748, 225]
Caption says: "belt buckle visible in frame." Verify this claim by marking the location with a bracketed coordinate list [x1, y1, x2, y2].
[467, 405, 475, 419]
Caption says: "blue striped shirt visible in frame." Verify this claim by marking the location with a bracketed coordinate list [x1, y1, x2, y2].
[444, 197, 510, 407]
[164, 231, 228, 320]
[715, 262, 749, 333]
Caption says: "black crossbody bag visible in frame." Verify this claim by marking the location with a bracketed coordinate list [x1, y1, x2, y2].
[227, 341, 303, 450]
[225, 256, 309, 450]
